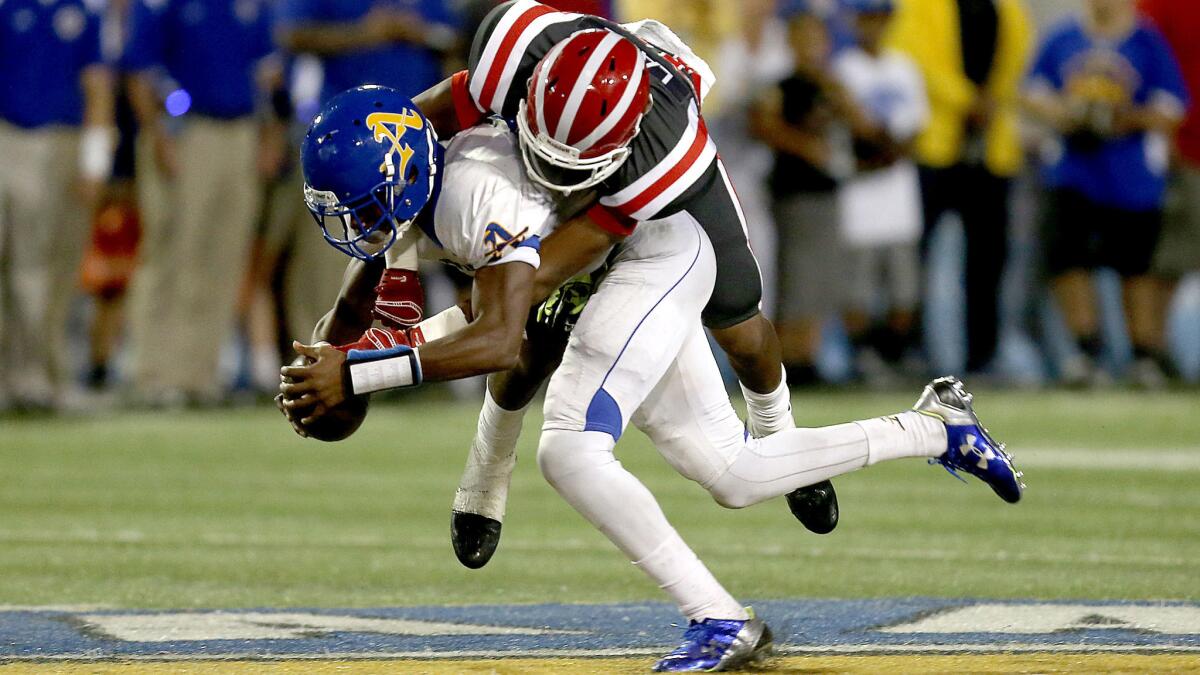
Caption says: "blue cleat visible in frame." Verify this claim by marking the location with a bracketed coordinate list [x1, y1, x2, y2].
[913, 376, 1025, 504]
[652, 612, 773, 672]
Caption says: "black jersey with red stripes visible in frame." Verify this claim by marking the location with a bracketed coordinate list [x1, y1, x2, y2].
[465, 0, 717, 222]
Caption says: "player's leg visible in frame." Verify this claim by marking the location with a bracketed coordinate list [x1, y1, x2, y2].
[637, 326, 940, 508]
[635, 324, 1025, 509]
[173, 119, 260, 401]
[1108, 207, 1167, 387]
[692, 159, 837, 532]
[538, 212, 727, 615]
[696, 162, 788, 429]
[2, 125, 56, 407]
[43, 128, 92, 400]
[451, 327, 567, 569]
[126, 126, 183, 401]
[537, 215, 772, 670]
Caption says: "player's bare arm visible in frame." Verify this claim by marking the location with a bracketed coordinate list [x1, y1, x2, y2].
[531, 213, 623, 303]
[412, 76, 463, 142]
[280, 260, 534, 418]
[308, 258, 386, 346]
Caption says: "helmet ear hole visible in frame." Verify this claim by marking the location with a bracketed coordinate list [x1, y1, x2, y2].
[300, 85, 437, 261]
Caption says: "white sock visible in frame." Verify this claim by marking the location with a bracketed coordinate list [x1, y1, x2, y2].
[740, 365, 794, 436]
[858, 410, 946, 465]
[635, 531, 750, 622]
[708, 411, 946, 508]
[538, 430, 746, 622]
[452, 388, 527, 522]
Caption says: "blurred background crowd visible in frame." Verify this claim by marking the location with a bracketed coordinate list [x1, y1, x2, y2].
[2, 0, 1199, 414]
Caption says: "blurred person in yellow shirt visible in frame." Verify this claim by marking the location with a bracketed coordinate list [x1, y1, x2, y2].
[888, 0, 1033, 374]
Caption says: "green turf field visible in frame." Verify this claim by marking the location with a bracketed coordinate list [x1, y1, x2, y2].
[1, 388, 1198, 609]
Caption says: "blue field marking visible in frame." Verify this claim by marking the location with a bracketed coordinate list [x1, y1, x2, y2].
[1, 599, 1198, 660]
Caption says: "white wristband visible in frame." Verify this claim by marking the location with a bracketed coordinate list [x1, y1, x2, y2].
[409, 305, 469, 346]
[347, 347, 422, 395]
[79, 126, 116, 182]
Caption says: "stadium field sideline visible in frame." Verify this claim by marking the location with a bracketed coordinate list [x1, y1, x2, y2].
[1, 388, 1198, 672]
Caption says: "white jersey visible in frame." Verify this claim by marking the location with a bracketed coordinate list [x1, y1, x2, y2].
[414, 122, 558, 274]
[832, 47, 927, 142]
[833, 47, 928, 248]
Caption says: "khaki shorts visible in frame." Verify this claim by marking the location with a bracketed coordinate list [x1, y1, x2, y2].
[771, 190, 846, 321]
[845, 242, 920, 314]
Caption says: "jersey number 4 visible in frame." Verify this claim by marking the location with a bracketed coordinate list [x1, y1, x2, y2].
[483, 222, 528, 261]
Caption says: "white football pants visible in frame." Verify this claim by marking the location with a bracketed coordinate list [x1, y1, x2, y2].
[535, 210, 945, 621]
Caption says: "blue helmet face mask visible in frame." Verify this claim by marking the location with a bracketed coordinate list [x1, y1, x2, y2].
[300, 86, 440, 261]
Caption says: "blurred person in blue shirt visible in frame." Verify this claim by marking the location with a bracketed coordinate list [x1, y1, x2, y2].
[121, 0, 276, 405]
[0, 0, 115, 411]
[265, 2, 462, 382]
[275, 0, 461, 103]
[1024, 0, 1187, 386]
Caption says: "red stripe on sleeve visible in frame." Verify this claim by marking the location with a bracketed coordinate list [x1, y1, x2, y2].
[478, 3, 557, 111]
[586, 204, 637, 237]
[450, 70, 487, 130]
[615, 120, 710, 217]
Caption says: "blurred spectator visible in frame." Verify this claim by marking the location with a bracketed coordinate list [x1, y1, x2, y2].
[833, 0, 928, 384]
[1024, 0, 1187, 387]
[79, 0, 140, 391]
[270, 2, 462, 364]
[750, 7, 854, 385]
[710, 0, 793, 318]
[122, 0, 275, 406]
[889, 0, 1032, 374]
[1140, 0, 1200, 380]
[0, 0, 114, 411]
[79, 186, 140, 389]
[616, 0, 731, 98]
[274, 0, 460, 102]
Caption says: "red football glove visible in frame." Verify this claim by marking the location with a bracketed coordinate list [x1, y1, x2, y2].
[334, 327, 413, 354]
[373, 268, 424, 329]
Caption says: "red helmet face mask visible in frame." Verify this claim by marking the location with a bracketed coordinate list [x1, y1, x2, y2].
[518, 29, 651, 194]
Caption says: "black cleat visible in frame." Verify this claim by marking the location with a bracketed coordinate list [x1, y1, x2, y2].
[785, 480, 838, 534]
[451, 511, 502, 569]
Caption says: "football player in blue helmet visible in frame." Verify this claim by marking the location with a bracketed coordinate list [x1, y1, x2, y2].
[282, 82, 1022, 674]
[300, 86, 441, 261]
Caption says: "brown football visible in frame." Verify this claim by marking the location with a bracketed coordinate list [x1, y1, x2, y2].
[302, 394, 369, 442]
[282, 354, 369, 442]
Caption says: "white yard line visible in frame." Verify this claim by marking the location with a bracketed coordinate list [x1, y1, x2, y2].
[6, 644, 1200, 661]
[0, 528, 1193, 570]
[1014, 447, 1200, 472]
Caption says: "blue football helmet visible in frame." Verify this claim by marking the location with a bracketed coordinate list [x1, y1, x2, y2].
[301, 86, 440, 261]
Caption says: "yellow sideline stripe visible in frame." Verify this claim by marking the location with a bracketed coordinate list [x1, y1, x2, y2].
[4, 655, 1200, 674]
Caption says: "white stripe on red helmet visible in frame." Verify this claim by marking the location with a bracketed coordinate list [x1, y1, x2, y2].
[553, 31, 624, 144]
[518, 29, 651, 193]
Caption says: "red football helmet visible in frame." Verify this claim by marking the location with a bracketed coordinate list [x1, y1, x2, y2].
[517, 29, 651, 193]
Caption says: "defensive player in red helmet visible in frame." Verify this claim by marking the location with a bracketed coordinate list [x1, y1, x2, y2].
[415, 2, 841, 538]
[281, 84, 1024, 673]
